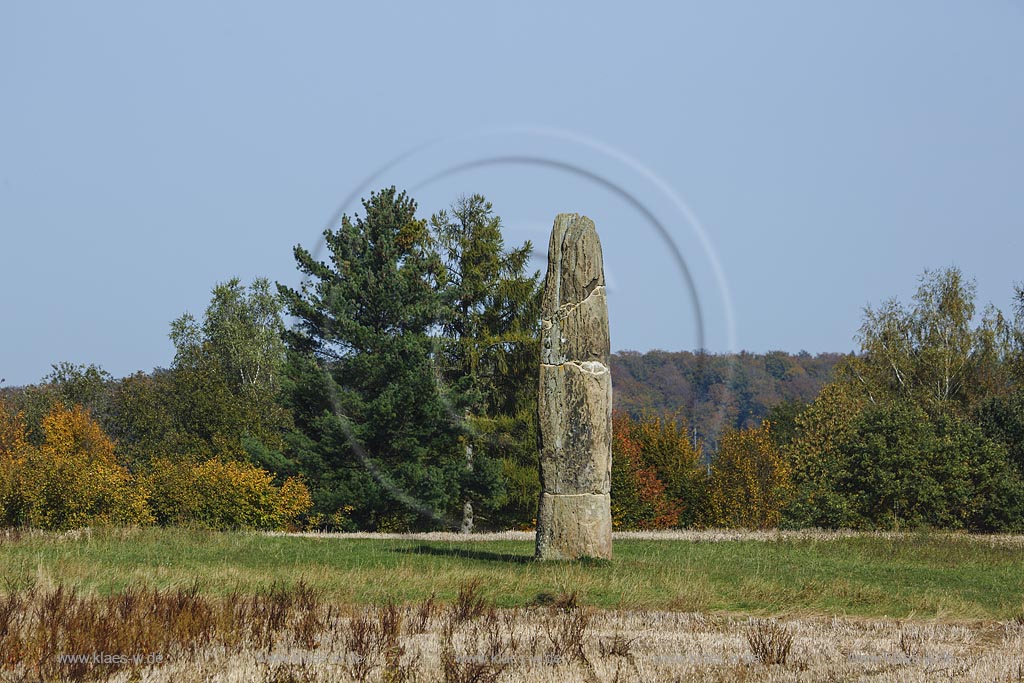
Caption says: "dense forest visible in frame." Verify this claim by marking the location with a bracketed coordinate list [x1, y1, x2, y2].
[2, 188, 1023, 533]
[610, 349, 844, 448]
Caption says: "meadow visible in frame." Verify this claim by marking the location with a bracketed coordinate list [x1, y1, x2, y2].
[2, 528, 1023, 682]
[1, 527, 1021, 618]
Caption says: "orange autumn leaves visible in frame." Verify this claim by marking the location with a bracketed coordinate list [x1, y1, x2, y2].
[0, 399, 311, 531]
[611, 412, 792, 530]
[610, 412, 687, 530]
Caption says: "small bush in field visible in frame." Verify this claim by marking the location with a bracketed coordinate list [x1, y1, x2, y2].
[746, 618, 793, 665]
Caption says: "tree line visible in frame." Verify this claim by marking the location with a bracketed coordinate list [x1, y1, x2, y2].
[1, 189, 541, 531]
[610, 268, 1024, 531]
[2, 187, 1023, 532]
[611, 349, 844, 451]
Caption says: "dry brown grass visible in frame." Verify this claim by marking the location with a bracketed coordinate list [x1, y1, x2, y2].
[1, 579, 1023, 682]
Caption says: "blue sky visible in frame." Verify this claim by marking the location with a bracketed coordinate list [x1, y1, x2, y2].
[2, 2, 1022, 386]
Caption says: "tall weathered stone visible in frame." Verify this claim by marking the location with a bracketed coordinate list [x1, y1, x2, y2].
[535, 213, 613, 560]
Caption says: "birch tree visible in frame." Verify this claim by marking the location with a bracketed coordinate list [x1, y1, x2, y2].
[168, 277, 291, 459]
[855, 267, 987, 414]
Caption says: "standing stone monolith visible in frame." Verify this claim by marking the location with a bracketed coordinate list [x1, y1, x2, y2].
[535, 213, 613, 560]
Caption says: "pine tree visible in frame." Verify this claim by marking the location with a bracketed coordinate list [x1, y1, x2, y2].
[430, 195, 542, 530]
[278, 188, 463, 530]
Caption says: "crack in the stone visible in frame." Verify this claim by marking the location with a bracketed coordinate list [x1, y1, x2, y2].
[542, 492, 610, 498]
[540, 360, 610, 375]
[542, 285, 606, 326]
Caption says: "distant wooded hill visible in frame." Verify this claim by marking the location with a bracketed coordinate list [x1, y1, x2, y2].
[610, 350, 846, 446]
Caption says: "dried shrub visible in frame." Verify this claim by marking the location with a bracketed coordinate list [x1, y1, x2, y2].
[261, 662, 319, 683]
[746, 618, 793, 666]
[439, 610, 513, 683]
[379, 601, 414, 682]
[897, 626, 926, 661]
[553, 591, 579, 610]
[343, 608, 379, 683]
[292, 582, 329, 650]
[0, 579, 335, 682]
[531, 590, 578, 609]
[543, 604, 592, 667]
[437, 581, 516, 683]
[410, 592, 437, 634]
[450, 579, 488, 624]
[598, 632, 636, 658]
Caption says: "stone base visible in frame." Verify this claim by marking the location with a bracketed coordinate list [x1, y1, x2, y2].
[535, 492, 612, 560]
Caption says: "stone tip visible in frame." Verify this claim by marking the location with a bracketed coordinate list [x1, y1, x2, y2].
[553, 213, 595, 231]
[543, 213, 605, 313]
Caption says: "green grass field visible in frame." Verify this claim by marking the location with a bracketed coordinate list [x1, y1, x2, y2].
[1, 527, 1021, 619]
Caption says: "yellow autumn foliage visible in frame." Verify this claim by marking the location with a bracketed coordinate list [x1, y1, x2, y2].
[145, 457, 312, 530]
[1, 399, 310, 531]
[0, 402, 152, 529]
[707, 421, 792, 529]
[0, 399, 27, 456]
[0, 400, 30, 523]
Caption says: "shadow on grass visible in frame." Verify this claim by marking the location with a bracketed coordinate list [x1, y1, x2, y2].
[394, 544, 614, 568]
[394, 544, 534, 564]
